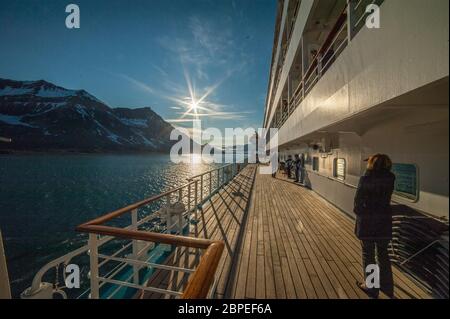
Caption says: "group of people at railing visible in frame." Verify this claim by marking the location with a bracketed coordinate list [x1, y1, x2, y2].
[276, 154, 306, 185]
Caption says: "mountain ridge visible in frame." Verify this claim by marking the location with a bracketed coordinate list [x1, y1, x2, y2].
[0, 78, 178, 153]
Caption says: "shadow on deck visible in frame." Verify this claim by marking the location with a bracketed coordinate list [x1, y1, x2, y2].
[142, 165, 431, 299]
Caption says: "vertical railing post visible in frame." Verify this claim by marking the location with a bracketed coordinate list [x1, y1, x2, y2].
[209, 171, 212, 197]
[178, 208, 183, 235]
[88, 233, 99, 299]
[222, 167, 225, 185]
[165, 194, 172, 233]
[131, 209, 139, 285]
[217, 169, 220, 190]
[200, 175, 203, 203]
[194, 180, 199, 237]
[302, 82, 305, 100]
[347, 0, 357, 42]
[188, 182, 191, 213]
[194, 180, 200, 262]
[318, 54, 323, 78]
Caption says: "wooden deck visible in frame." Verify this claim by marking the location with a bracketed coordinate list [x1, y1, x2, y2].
[143, 164, 431, 299]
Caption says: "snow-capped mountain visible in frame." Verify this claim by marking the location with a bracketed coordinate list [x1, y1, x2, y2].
[0, 78, 176, 152]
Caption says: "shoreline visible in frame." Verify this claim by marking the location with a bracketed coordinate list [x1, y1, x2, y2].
[0, 149, 171, 156]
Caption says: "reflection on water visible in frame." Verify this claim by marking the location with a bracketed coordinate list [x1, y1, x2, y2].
[0, 153, 218, 297]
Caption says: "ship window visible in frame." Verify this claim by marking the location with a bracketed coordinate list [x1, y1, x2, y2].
[333, 158, 346, 181]
[392, 163, 419, 201]
[312, 157, 319, 171]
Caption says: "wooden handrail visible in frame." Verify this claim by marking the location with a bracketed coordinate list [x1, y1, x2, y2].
[76, 224, 224, 299]
[181, 241, 224, 299]
[76, 224, 214, 250]
[76, 180, 225, 299]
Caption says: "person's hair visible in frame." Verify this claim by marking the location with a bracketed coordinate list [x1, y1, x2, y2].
[367, 154, 393, 172]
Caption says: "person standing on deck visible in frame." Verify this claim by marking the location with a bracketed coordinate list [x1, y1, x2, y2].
[299, 153, 305, 184]
[286, 155, 293, 179]
[354, 154, 396, 299]
[294, 154, 300, 182]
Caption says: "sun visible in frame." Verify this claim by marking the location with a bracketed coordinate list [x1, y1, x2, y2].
[170, 68, 224, 121]
[190, 101, 199, 113]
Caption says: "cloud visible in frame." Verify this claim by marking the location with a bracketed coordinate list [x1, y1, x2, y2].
[157, 13, 249, 83]
[117, 12, 259, 127]
[117, 73, 156, 95]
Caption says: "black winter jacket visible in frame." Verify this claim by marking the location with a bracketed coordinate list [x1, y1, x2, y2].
[354, 169, 396, 240]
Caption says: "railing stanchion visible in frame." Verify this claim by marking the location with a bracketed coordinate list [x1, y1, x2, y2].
[88, 233, 99, 299]
[217, 169, 220, 190]
[194, 180, 200, 262]
[194, 180, 199, 237]
[131, 209, 139, 285]
[347, 0, 356, 41]
[209, 171, 212, 197]
[200, 175, 203, 203]
[318, 55, 323, 78]
[188, 182, 191, 214]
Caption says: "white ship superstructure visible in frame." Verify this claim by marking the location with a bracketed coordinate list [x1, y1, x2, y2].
[262, 0, 449, 297]
[263, 0, 449, 220]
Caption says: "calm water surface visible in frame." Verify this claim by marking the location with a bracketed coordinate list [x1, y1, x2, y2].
[0, 153, 217, 297]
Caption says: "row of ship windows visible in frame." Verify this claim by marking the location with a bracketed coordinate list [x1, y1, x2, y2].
[311, 157, 419, 202]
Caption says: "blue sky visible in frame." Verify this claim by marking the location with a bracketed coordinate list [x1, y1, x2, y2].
[0, 0, 276, 138]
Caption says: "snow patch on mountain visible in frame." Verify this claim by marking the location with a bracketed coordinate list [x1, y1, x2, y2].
[0, 114, 36, 127]
[75, 104, 91, 119]
[92, 119, 122, 144]
[134, 130, 156, 147]
[0, 87, 34, 96]
[36, 87, 74, 98]
[118, 117, 148, 128]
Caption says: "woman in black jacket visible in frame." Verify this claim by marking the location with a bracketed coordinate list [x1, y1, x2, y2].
[354, 154, 396, 299]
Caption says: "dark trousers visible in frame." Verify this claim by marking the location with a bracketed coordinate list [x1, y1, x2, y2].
[295, 168, 299, 182]
[295, 168, 303, 183]
[361, 240, 394, 297]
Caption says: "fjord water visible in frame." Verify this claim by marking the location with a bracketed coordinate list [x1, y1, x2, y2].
[0, 153, 217, 297]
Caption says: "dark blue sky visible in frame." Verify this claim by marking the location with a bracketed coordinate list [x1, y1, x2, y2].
[0, 0, 276, 133]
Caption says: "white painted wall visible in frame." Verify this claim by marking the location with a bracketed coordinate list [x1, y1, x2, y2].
[291, 106, 449, 220]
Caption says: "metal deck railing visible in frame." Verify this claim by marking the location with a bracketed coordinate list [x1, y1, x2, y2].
[20, 162, 248, 299]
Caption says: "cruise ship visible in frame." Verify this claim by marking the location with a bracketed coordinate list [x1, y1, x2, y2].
[0, 0, 448, 300]
[263, 0, 448, 297]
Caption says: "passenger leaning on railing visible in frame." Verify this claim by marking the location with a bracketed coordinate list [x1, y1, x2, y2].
[354, 154, 396, 299]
